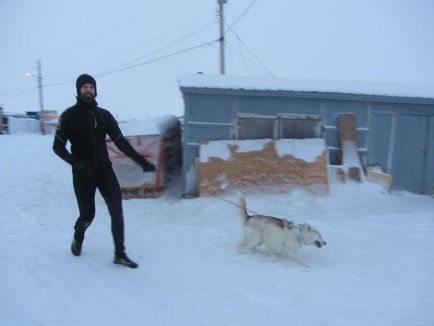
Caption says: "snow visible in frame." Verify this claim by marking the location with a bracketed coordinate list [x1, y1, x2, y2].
[1, 134, 434, 326]
[275, 139, 325, 163]
[200, 139, 325, 163]
[178, 74, 434, 100]
[118, 115, 179, 137]
[200, 141, 232, 162]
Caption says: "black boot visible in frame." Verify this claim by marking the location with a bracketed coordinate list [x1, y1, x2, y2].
[71, 238, 83, 256]
[71, 221, 90, 256]
[113, 253, 138, 268]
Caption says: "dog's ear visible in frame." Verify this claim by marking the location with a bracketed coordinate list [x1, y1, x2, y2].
[283, 220, 294, 229]
[299, 223, 312, 232]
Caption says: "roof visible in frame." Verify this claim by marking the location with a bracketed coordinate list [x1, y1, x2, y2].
[178, 74, 434, 101]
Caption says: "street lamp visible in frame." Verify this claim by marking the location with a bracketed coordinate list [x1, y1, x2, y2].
[25, 60, 45, 134]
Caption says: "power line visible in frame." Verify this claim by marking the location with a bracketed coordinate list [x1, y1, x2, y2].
[109, 18, 217, 59]
[224, 21, 274, 77]
[40, 21, 218, 87]
[228, 0, 259, 30]
[14, 2, 266, 90]
[225, 40, 269, 76]
[100, 21, 217, 75]
[42, 39, 218, 87]
[50, 0, 175, 58]
[102, 0, 174, 37]
[44, 78, 76, 88]
[94, 39, 219, 78]
[0, 86, 38, 112]
[0, 85, 37, 100]
[224, 41, 248, 74]
[0, 82, 33, 96]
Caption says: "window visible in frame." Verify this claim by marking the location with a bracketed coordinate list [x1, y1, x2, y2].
[236, 113, 322, 139]
[279, 114, 322, 139]
[236, 113, 277, 139]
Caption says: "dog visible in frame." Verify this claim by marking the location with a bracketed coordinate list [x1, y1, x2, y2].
[237, 194, 327, 257]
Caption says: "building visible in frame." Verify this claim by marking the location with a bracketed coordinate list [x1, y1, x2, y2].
[179, 74, 434, 195]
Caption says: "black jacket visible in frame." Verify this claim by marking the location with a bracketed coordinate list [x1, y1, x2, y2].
[53, 98, 152, 173]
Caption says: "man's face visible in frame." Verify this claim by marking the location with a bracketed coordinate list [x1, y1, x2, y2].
[79, 83, 96, 103]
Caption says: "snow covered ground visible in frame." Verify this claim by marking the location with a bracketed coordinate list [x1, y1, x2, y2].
[1, 134, 434, 326]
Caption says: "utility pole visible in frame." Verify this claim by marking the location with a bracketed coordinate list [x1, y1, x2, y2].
[218, 0, 227, 75]
[26, 60, 46, 134]
[37, 60, 45, 135]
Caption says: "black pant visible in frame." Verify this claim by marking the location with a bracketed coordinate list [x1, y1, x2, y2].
[73, 166, 125, 257]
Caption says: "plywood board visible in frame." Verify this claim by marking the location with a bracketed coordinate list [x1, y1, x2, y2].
[338, 113, 364, 181]
[338, 113, 357, 143]
[198, 139, 329, 196]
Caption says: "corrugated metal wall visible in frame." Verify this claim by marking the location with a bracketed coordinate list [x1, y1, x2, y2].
[181, 87, 434, 195]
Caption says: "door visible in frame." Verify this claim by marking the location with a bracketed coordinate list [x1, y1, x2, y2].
[423, 116, 434, 194]
[370, 112, 395, 173]
[392, 114, 428, 193]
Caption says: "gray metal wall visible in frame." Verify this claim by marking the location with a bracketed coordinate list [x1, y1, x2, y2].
[181, 87, 434, 195]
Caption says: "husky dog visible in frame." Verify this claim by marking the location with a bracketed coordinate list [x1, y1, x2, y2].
[238, 194, 327, 256]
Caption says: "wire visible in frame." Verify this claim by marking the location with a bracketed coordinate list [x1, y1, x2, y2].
[234, 37, 274, 77]
[0, 85, 37, 100]
[55, 0, 175, 56]
[100, 21, 217, 75]
[41, 77, 75, 82]
[11, 88, 39, 108]
[225, 41, 268, 76]
[42, 39, 218, 87]
[224, 21, 274, 77]
[228, 0, 259, 30]
[102, 0, 174, 37]
[23, 2, 263, 86]
[0, 82, 33, 96]
[44, 78, 76, 88]
[42, 20, 217, 87]
[111, 18, 217, 58]
[95, 39, 219, 78]
[219, 1, 273, 76]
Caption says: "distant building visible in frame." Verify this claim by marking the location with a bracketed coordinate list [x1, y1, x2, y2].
[0, 106, 4, 134]
[41, 110, 59, 134]
[0, 109, 58, 134]
[179, 74, 434, 195]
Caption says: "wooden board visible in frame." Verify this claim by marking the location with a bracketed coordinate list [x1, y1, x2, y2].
[198, 139, 329, 196]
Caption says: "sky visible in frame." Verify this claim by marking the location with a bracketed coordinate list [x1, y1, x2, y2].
[1, 134, 434, 325]
[1, 0, 434, 120]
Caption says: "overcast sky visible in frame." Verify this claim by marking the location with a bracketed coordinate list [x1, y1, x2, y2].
[1, 0, 434, 120]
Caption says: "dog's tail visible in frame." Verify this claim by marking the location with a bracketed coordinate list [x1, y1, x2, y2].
[238, 193, 249, 224]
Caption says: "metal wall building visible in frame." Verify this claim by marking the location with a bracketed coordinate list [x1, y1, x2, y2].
[178, 74, 434, 196]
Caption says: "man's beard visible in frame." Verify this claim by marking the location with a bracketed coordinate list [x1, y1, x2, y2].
[80, 92, 95, 103]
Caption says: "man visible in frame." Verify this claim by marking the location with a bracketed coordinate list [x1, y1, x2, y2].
[53, 74, 155, 268]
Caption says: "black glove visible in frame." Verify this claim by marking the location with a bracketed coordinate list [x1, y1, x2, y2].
[72, 160, 95, 177]
[141, 159, 156, 172]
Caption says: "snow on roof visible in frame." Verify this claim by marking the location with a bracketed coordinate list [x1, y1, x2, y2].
[118, 115, 179, 137]
[178, 74, 434, 100]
